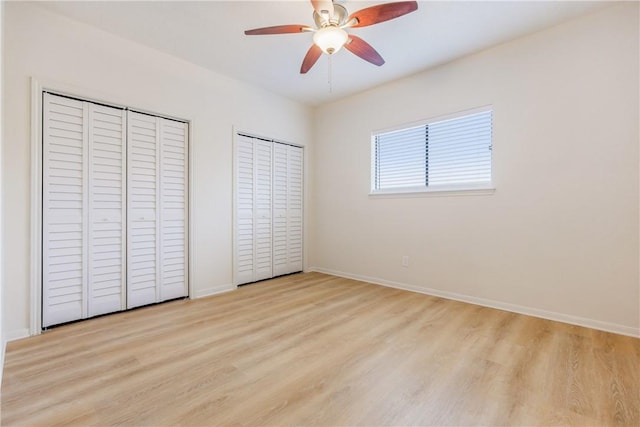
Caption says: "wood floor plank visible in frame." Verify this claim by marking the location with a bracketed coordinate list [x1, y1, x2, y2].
[2, 272, 639, 426]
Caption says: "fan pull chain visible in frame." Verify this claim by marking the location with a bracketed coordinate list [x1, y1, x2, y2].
[328, 55, 333, 93]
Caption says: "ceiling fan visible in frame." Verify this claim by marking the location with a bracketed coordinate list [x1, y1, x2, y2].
[244, 0, 418, 74]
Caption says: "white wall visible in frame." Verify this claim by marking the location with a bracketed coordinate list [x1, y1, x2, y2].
[0, 0, 5, 384]
[311, 3, 639, 335]
[2, 3, 313, 338]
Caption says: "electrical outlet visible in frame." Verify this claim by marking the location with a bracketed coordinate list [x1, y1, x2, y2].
[402, 255, 409, 267]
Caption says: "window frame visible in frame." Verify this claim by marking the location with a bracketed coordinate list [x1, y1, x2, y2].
[369, 105, 495, 197]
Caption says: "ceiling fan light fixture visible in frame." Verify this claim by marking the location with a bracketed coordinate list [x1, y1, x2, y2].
[313, 26, 348, 54]
[244, 0, 419, 74]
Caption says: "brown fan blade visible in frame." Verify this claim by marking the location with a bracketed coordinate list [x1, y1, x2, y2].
[348, 1, 418, 28]
[310, 0, 334, 17]
[244, 25, 311, 35]
[300, 44, 323, 74]
[344, 35, 385, 66]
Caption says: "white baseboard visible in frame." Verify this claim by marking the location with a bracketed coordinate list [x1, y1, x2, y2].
[5, 328, 30, 342]
[194, 283, 235, 299]
[308, 267, 640, 338]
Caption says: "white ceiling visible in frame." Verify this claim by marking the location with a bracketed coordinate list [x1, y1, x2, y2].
[34, 0, 610, 107]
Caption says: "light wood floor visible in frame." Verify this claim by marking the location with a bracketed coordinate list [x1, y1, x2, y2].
[2, 272, 639, 426]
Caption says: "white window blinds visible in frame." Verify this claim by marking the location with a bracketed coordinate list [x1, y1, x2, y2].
[375, 124, 427, 189]
[373, 108, 493, 192]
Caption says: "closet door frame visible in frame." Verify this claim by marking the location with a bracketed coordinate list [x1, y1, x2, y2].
[232, 130, 305, 287]
[30, 79, 193, 335]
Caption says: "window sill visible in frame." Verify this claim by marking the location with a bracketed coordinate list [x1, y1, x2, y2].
[369, 186, 495, 198]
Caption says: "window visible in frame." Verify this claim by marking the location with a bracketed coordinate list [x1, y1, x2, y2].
[372, 108, 493, 194]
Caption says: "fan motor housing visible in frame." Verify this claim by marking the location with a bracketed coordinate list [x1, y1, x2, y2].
[313, 4, 348, 28]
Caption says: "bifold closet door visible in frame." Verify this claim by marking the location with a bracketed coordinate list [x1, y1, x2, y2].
[87, 102, 127, 317]
[127, 112, 188, 308]
[42, 93, 126, 327]
[160, 118, 189, 300]
[272, 143, 303, 276]
[235, 135, 273, 285]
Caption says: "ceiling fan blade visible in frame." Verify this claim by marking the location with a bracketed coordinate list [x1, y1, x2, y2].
[311, 0, 335, 17]
[300, 44, 323, 74]
[344, 35, 385, 66]
[244, 25, 312, 35]
[347, 1, 418, 28]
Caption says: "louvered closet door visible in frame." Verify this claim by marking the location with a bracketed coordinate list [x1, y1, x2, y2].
[87, 104, 127, 317]
[254, 140, 273, 281]
[128, 112, 188, 308]
[43, 93, 126, 327]
[272, 143, 303, 277]
[234, 135, 273, 284]
[287, 145, 303, 273]
[159, 118, 188, 301]
[235, 136, 255, 284]
[272, 143, 289, 277]
[43, 94, 88, 327]
[127, 112, 159, 308]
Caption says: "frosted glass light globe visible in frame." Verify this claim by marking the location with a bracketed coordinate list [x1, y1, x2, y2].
[313, 26, 348, 54]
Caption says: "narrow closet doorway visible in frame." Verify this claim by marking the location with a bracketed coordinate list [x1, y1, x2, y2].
[234, 133, 303, 285]
[41, 92, 189, 328]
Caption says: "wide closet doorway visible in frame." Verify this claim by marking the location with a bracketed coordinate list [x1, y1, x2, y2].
[42, 92, 189, 328]
[234, 133, 303, 285]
